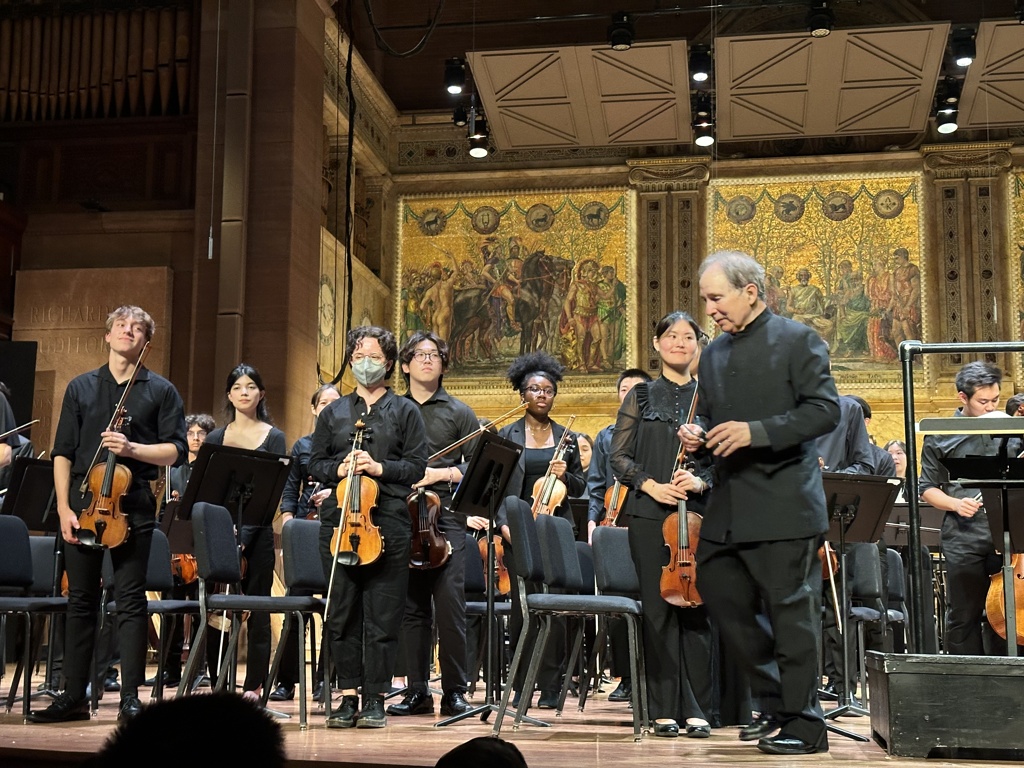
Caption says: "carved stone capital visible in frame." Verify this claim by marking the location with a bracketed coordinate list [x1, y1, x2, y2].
[626, 158, 711, 191]
[920, 142, 1013, 179]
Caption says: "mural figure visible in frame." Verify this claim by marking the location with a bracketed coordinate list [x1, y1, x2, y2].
[833, 266, 871, 357]
[890, 247, 921, 347]
[515, 250, 573, 356]
[866, 257, 897, 360]
[598, 264, 627, 364]
[788, 268, 834, 343]
[561, 259, 604, 372]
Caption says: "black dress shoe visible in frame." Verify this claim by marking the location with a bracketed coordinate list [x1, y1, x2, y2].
[357, 694, 387, 728]
[757, 734, 828, 755]
[440, 690, 473, 717]
[739, 712, 780, 741]
[819, 681, 838, 701]
[104, 671, 121, 692]
[269, 684, 295, 702]
[686, 722, 711, 738]
[312, 681, 325, 702]
[27, 693, 89, 724]
[537, 689, 559, 709]
[326, 695, 359, 729]
[653, 719, 679, 737]
[385, 689, 433, 716]
[118, 695, 143, 722]
[607, 681, 632, 702]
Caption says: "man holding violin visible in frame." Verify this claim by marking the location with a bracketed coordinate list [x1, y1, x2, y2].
[388, 331, 480, 719]
[29, 305, 186, 724]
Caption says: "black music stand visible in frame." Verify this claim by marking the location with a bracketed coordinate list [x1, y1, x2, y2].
[943, 455, 1024, 658]
[1, 457, 62, 698]
[177, 443, 290, 708]
[434, 431, 528, 728]
[821, 472, 901, 736]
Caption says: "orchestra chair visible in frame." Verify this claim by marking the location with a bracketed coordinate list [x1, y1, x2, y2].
[494, 507, 647, 740]
[0, 515, 68, 721]
[842, 541, 887, 711]
[265, 518, 326, 708]
[581, 526, 646, 716]
[91, 529, 201, 711]
[463, 533, 511, 694]
[177, 502, 323, 729]
[884, 548, 909, 653]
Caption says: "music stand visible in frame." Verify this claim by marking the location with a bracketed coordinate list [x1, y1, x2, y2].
[434, 430, 527, 728]
[821, 472, 901, 736]
[942, 455, 1024, 658]
[0, 457, 64, 698]
[176, 443, 290, 709]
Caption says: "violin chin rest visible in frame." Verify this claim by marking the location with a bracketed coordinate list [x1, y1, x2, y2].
[77, 530, 103, 549]
[336, 552, 360, 567]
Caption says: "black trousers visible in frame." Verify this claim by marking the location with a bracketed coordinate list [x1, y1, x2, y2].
[627, 515, 713, 723]
[62, 528, 151, 700]
[401, 519, 468, 694]
[698, 536, 827, 747]
[320, 504, 411, 699]
[944, 547, 994, 655]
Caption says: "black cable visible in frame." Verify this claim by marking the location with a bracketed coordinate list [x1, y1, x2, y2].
[362, 0, 446, 58]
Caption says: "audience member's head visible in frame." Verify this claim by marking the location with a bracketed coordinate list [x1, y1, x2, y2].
[1006, 393, 1024, 416]
[435, 736, 529, 768]
[80, 693, 286, 768]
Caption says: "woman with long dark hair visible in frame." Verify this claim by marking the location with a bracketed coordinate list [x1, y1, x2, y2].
[609, 311, 717, 737]
[203, 363, 287, 703]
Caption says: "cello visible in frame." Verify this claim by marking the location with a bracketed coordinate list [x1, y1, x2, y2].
[77, 341, 151, 549]
[330, 420, 384, 566]
[985, 553, 1024, 646]
[659, 388, 702, 607]
[530, 414, 577, 517]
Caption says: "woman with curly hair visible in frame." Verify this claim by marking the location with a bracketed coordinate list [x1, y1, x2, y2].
[495, 350, 587, 710]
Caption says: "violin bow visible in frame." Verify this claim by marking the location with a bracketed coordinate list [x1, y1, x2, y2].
[0, 419, 40, 442]
[426, 401, 527, 463]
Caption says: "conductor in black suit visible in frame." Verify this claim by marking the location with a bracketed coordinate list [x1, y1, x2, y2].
[681, 250, 840, 756]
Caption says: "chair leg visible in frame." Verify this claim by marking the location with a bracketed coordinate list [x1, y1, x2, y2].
[294, 612, 307, 729]
[178, 614, 210, 697]
[556, 618, 585, 715]
[626, 615, 648, 738]
[514, 614, 550, 730]
[265, 613, 294, 706]
[492, 609, 536, 737]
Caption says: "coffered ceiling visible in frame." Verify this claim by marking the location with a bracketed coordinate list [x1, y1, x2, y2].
[346, 1, 1024, 152]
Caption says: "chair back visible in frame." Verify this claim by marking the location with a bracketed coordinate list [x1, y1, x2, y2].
[463, 533, 487, 594]
[146, 529, 176, 593]
[506, 503, 545, 586]
[282, 518, 326, 592]
[575, 541, 596, 595]
[847, 541, 884, 610]
[27, 535, 58, 595]
[0, 515, 34, 590]
[191, 502, 243, 585]
[591, 526, 640, 597]
[536, 514, 586, 593]
[885, 547, 906, 604]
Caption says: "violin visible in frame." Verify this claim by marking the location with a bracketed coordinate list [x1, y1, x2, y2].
[408, 487, 452, 569]
[659, 388, 702, 608]
[600, 478, 626, 527]
[530, 415, 577, 517]
[478, 534, 511, 596]
[330, 420, 384, 566]
[77, 342, 151, 550]
[985, 553, 1024, 646]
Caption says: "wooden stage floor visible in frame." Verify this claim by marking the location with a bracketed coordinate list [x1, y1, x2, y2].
[0, 661, 1011, 768]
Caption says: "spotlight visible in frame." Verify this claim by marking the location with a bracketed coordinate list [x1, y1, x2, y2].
[938, 76, 962, 106]
[689, 44, 712, 84]
[444, 58, 466, 94]
[467, 109, 488, 141]
[608, 12, 634, 51]
[452, 104, 468, 127]
[936, 107, 958, 134]
[951, 28, 975, 68]
[468, 136, 490, 158]
[692, 93, 715, 147]
[806, 1, 834, 38]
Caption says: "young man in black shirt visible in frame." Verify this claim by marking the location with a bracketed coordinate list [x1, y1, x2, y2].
[29, 305, 186, 723]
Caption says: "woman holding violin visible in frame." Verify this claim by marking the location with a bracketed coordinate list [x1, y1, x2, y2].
[495, 351, 586, 710]
[308, 326, 427, 729]
[269, 383, 340, 702]
[387, 331, 480, 719]
[609, 310, 716, 738]
[29, 306, 187, 724]
[203, 363, 287, 703]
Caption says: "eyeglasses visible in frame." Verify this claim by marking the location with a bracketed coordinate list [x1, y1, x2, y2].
[351, 353, 385, 364]
[187, 430, 207, 439]
[525, 385, 555, 397]
[412, 351, 441, 362]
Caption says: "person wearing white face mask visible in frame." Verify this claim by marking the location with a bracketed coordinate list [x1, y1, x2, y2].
[308, 326, 428, 730]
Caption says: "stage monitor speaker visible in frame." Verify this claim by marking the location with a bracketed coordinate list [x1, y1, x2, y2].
[867, 651, 1024, 760]
[0, 340, 37, 427]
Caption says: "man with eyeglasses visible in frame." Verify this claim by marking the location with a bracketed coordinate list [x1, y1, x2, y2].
[387, 331, 481, 719]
